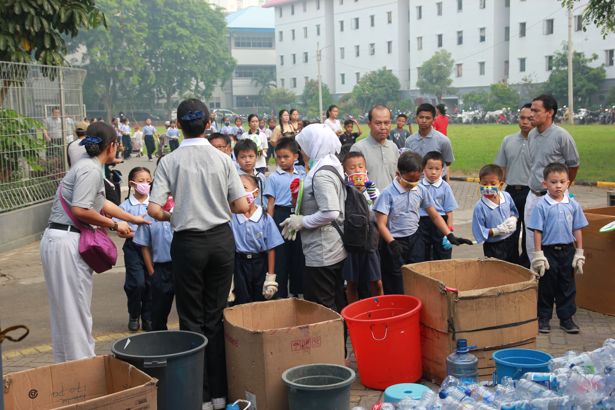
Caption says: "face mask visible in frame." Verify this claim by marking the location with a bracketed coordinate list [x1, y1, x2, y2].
[347, 172, 368, 188]
[225, 121, 230, 126]
[246, 189, 258, 205]
[480, 185, 499, 197]
[133, 182, 151, 196]
[398, 176, 418, 190]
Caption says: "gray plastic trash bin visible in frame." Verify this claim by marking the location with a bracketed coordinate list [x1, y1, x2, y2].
[112, 330, 207, 410]
[282, 364, 356, 410]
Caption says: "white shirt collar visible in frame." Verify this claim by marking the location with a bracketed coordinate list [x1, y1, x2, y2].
[393, 178, 419, 193]
[481, 191, 506, 210]
[545, 193, 570, 205]
[276, 166, 299, 175]
[237, 206, 263, 224]
[180, 137, 211, 147]
[421, 177, 443, 188]
[129, 194, 149, 206]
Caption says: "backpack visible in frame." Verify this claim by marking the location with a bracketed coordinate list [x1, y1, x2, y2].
[312, 165, 378, 253]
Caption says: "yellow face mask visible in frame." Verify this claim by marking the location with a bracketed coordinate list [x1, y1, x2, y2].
[398, 176, 419, 190]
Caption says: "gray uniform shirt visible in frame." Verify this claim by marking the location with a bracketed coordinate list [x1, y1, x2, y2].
[494, 132, 531, 186]
[150, 138, 245, 232]
[301, 169, 347, 267]
[44, 117, 63, 140]
[49, 157, 105, 226]
[67, 139, 88, 167]
[527, 124, 580, 192]
[404, 128, 455, 175]
[350, 135, 399, 191]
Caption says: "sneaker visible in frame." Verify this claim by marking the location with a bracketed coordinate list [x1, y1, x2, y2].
[128, 317, 140, 332]
[212, 397, 226, 409]
[560, 317, 580, 334]
[202, 402, 214, 410]
[538, 318, 551, 334]
[141, 319, 153, 332]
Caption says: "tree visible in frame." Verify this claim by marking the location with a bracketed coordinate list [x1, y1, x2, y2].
[562, 0, 615, 37]
[264, 87, 296, 112]
[416, 50, 454, 101]
[301, 79, 332, 119]
[607, 86, 615, 106]
[542, 46, 606, 107]
[485, 82, 520, 111]
[351, 68, 401, 112]
[462, 91, 489, 110]
[251, 68, 277, 97]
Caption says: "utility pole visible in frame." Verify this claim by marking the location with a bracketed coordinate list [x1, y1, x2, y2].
[567, 5, 574, 124]
[317, 42, 323, 123]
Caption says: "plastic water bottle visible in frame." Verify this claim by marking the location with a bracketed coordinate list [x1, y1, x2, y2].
[521, 372, 562, 391]
[467, 383, 496, 405]
[397, 397, 418, 410]
[514, 379, 558, 399]
[446, 339, 478, 384]
[549, 350, 579, 371]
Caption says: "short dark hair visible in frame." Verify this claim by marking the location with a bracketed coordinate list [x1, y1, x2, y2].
[521, 103, 532, 110]
[368, 104, 390, 122]
[342, 151, 365, 167]
[208, 132, 230, 146]
[416, 103, 436, 117]
[239, 174, 259, 190]
[275, 137, 299, 154]
[177, 98, 209, 137]
[532, 94, 558, 117]
[343, 119, 354, 127]
[396, 113, 408, 120]
[543, 162, 569, 180]
[83, 122, 117, 157]
[398, 151, 423, 174]
[436, 104, 447, 115]
[479, 164, 504, 181]
[422, 151, 445, 168]
[233, 138, 258, 157]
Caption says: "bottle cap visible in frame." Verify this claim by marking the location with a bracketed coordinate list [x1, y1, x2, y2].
[456, 339, 469, 353]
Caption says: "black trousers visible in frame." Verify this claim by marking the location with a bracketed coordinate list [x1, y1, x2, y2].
[539, 244, 576, 320]
[144, 135, 156, 159]
[418, 215, 451, 261]
[304, 260, 347, 314]
[505, 185, 530, 268]
[483, 234, 519, 264]
[171, 225, 235, 402]
[121, 134, 132, 159]
[123, 239, 152, 321]
[379, 233, 422, 295]
[151, 262, 174, 331]
[273, 206, 305, 297]
[234, 253, 267, 304]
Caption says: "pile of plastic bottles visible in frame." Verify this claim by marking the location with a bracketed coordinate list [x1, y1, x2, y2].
[359, 338, 615, 409]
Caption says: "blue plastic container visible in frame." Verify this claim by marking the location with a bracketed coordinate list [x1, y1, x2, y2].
[384, 383, 430, 403]
[492, 348, 553, 384]
[446, 339, 478, 384]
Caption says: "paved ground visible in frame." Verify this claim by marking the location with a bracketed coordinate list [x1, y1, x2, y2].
[2, 154, 614, 409]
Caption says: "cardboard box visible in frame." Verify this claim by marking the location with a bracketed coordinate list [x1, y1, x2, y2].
[224, 299, 344, 410]
[403, 258, 539, 383]
[3, 355, 157, 410]
[577, 206, 615, 316]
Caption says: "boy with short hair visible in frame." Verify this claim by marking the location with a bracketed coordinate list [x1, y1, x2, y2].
[264, 137, 306, 297]
[418, 151, 458, 260]
[339, 118, 362, 146]
[374, 152, 472, 294]
[208, 132, 232, 157]
[528, 163, 588, 334]
[472, 164, 520, 263]
[234, 139, 267, 210]
[389, 113, 410, 150]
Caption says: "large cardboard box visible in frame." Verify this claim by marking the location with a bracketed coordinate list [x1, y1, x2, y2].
[403, 258, 538, 383]
[577, 206, 615, 316]
[3, 355, 157, 410]
[224, 299, 344, 410]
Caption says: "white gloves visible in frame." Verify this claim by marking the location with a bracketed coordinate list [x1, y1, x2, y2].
[531, 251, 550, 278]
[572, 248, 585, 275]
[503, 216, 518, 231]
[492, 216, 518, 236]
[228, 276, 236, 303]
[280, 215, 304, 241]
[262, 273, 278, 299]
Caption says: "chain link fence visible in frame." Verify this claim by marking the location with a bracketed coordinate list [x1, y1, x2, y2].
[0, 61, 86, 213]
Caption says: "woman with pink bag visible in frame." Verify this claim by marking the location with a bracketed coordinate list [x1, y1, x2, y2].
[40, 122, 149, 363]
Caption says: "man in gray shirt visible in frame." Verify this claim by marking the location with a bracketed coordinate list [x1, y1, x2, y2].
[524, 94, 580, 260]
[149, 99, 248, 410]
[494, 103, 533, 267]
[350, 105, 399, 190]
[405, 103, 455, 179]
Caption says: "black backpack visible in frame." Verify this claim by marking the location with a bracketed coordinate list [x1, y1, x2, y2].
[312, 165, 378, 253]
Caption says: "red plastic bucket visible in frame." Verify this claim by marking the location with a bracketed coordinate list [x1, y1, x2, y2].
[341, 295, 422, 390]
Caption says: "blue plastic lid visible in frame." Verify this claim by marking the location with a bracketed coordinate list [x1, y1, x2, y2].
[456, 339, 469, 353]
[226, 405, 240, 410]
[384, 383, 430, 402]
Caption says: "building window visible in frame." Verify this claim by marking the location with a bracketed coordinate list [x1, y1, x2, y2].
[341, 73, 345, 85]
[519, 57, 526, 72]
[279, 7, 282, 17]
[355, 45, 360, 57]
[545, 55, 553, 71]
[457, 30, 463, 45]
[234, 65, 276, 79]
[479, 27, 486, 42]
[437, 33, 443, 48]
[339, 20, 344, 32]
[316, 24, 321, 36]
[302, 1, 307, 12]
[303, 52, 308, 63]
[504, 26, 510, 41]
[606, 49, 615, 66]
[437, 2, 442, 15]
[316, 0, 320, 9]
[291, 4, 294, 15]
[303, 27, 308, 38]
[353, 17, 359, 29]
[281, 78, 285, 87]
[417, 36, 423, 50]
[234, 34, 274, 48]
[457, 0, 463, 12]
[304, 76, 308, 85]
[575, 15, 583, 31]
[291, 29, 295, 40]
[455, 63, 463, 77]
[505, 0, 510, 6]
[387, 40, 393, 54]
[519, 22, 526, 37]
[292, 53, 296, 64]
[279, 31, 283, 42]
[356, 72, 360, 82]
[369, 43, 375, 55]
[387, 11, 392, 24]
[280, 55, 284, 66]
[340, 47, 345, 59]
[479, 61, 485, 75]
[504, 60, 509, 76]
[479, 0, 486, 9]
[339, 0, 343, 4]
[544, 19, 554, 35]
[291, 78, 297, 88]
[370, 15, 375, 27]
[416, 6, 422, 19]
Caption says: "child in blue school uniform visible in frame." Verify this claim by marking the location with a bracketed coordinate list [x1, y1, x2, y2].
[418, 151, 459, 260]
[472, 164, 520, 263]
[234, 139, 267, 210]
[374, 152, 472, 295]
[116, 167, 153, 332]
[264, 137, 306, 297]
[133, 192, 174, 331]
[166, 120, 181, 151]
[230, 175, 285, 304]
[528, 163, 588, 335]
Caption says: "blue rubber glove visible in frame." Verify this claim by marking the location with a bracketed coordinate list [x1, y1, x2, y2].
[442, 236, 453, 251]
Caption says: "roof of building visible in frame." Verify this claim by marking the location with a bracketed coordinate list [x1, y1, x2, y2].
[226, 6, 275, 31]
[262, 0, 297, 6]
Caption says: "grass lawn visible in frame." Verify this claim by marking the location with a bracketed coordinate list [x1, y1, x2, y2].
[356, 124, 615, 182]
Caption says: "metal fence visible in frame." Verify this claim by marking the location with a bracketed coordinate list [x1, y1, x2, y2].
[0, 61, 86, 213]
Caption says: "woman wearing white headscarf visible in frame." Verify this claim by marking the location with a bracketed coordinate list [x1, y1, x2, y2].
[280, 124, 347, 313]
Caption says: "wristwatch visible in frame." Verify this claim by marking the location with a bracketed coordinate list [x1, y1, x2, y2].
[110, 221, 118, 231]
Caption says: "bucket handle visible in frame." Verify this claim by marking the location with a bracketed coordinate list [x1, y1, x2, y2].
[370, 324, 388, 341]
[144, 359, 167, 368]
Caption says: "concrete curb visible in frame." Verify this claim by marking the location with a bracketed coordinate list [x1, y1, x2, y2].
[450, 176, 615, 188]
